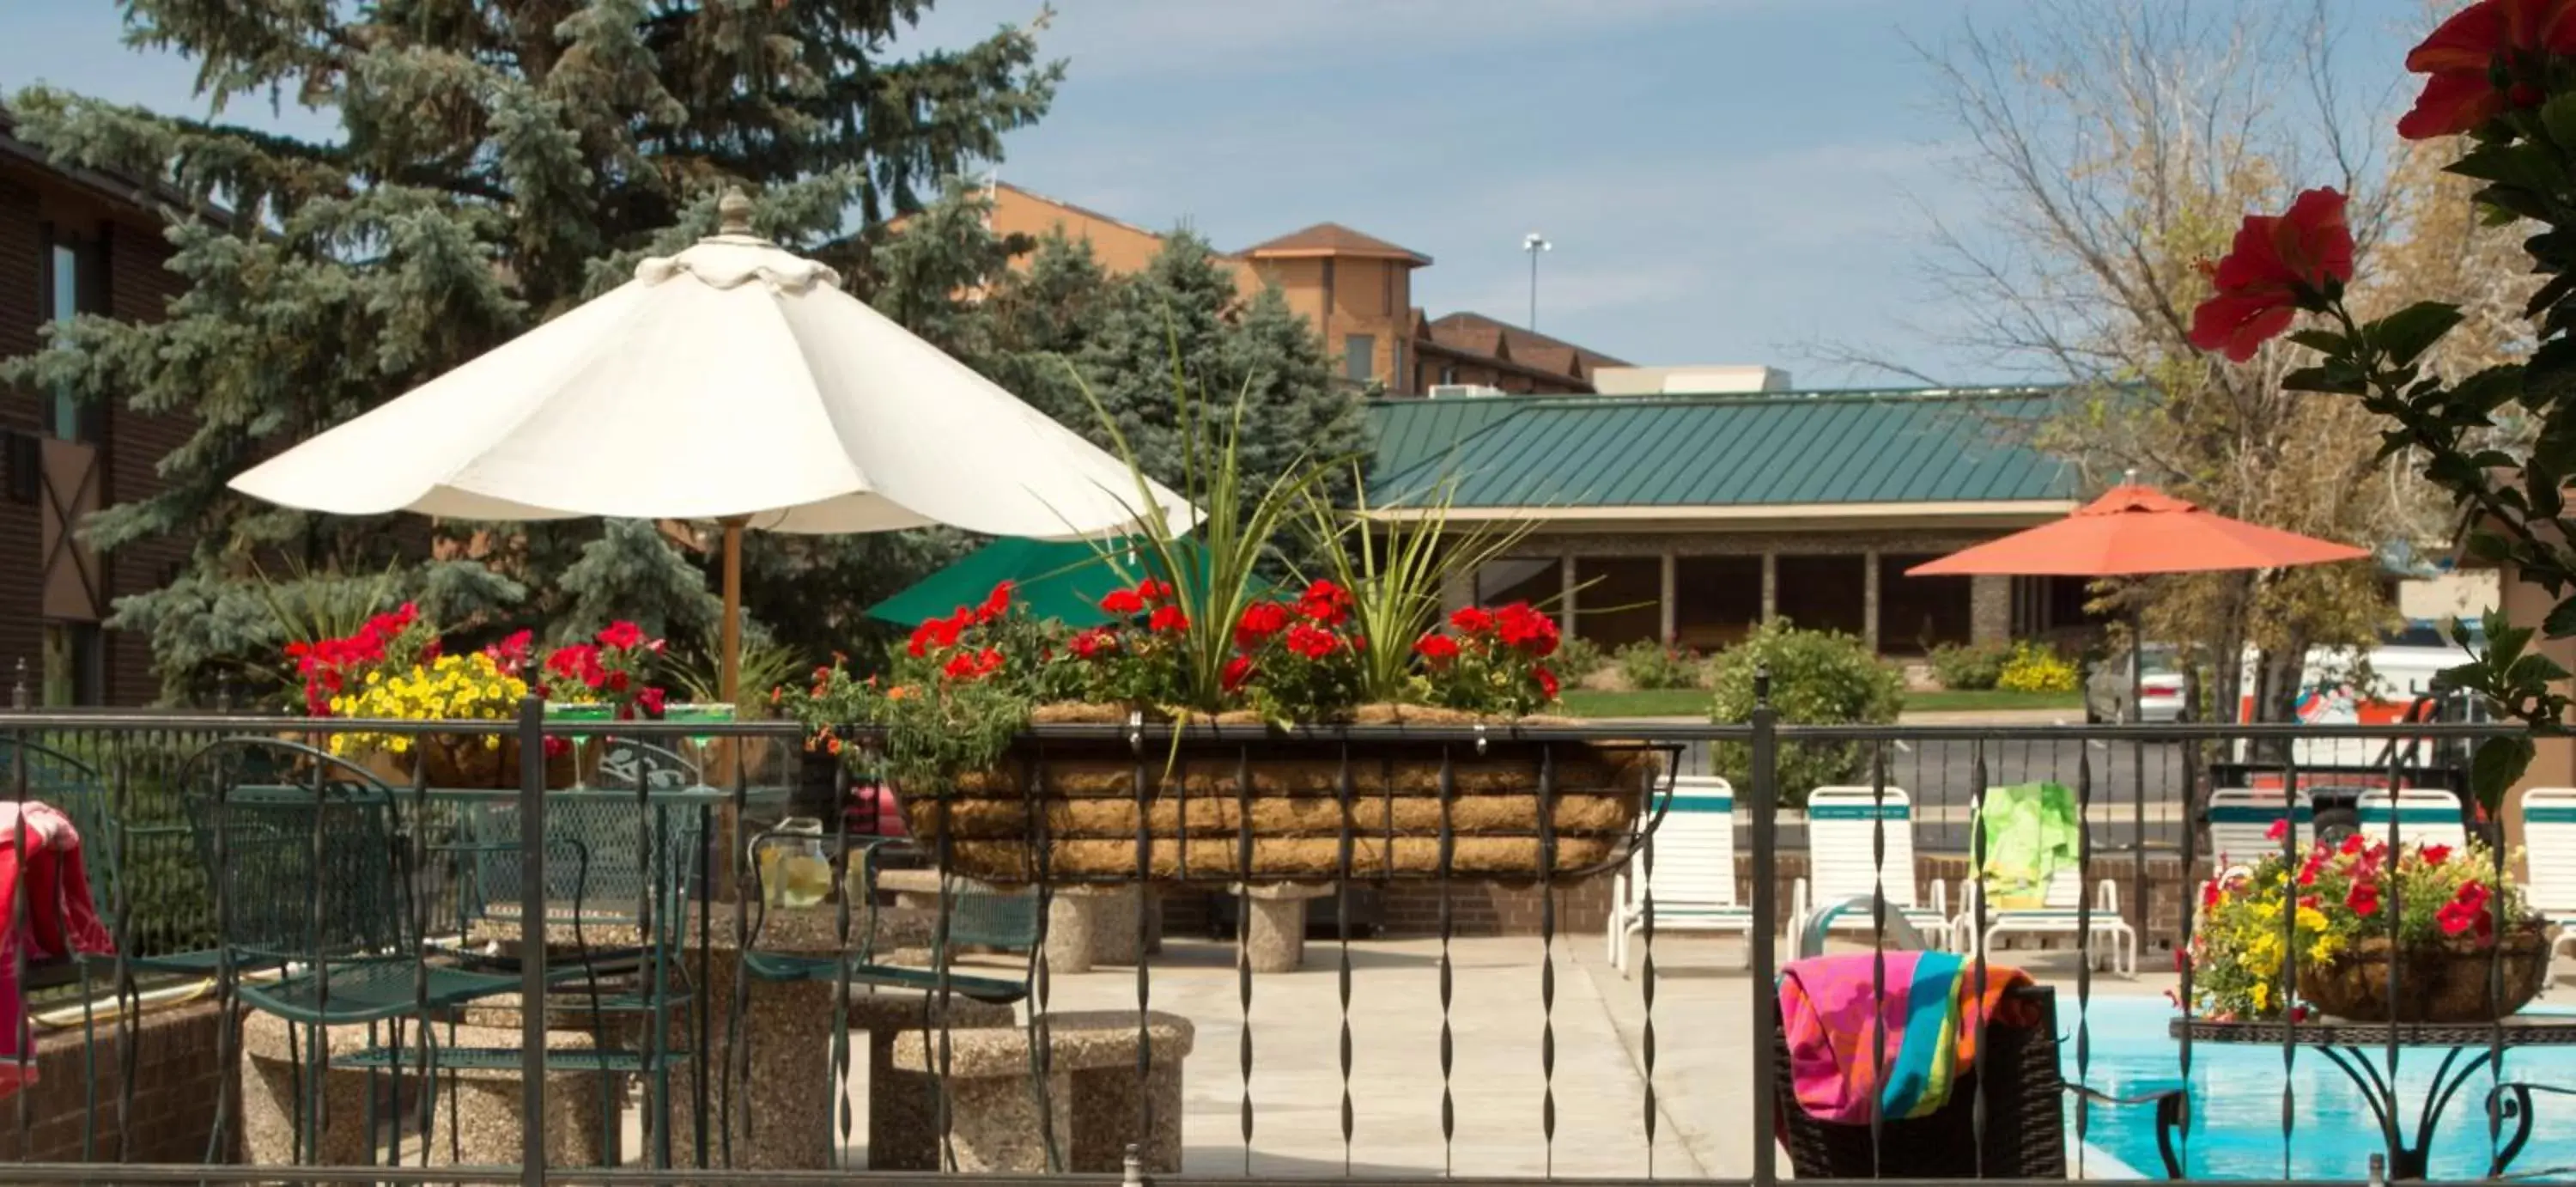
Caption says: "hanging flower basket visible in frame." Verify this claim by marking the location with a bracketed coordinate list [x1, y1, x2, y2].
[403, 734, 580, 791]
[2301, 923, 2550, 1023]
[896, 704, 1662, 886]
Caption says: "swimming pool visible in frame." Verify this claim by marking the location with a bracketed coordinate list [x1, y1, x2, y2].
[2067, 995, 2576, 1180]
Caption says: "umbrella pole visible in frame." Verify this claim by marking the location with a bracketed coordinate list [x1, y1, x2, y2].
[719, 515, 748, 788]
[2130, 604, 2148, 936]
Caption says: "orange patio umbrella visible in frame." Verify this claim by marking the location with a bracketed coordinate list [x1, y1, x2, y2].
[1907, 478, 2369, 580]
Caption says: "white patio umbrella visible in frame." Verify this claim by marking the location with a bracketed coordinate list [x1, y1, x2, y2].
[230, 190, 1194, 703]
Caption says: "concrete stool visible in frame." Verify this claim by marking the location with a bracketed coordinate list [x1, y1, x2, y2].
[845, 989, 1017, 1171]
[239, 1014, 614, 1167]
[1233, 883, 1333, 972]
[885, 1009, 1193, 1174]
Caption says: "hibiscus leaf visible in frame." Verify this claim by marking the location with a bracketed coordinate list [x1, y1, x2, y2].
[2366, 302, 2465, 368]
[2286, 328, 2349, 355]
[2282, 365, 2363, 395]
[2471, 735, 2535, 818]
[2544, 92, 2576, 153]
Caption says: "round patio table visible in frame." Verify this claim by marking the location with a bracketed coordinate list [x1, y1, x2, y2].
[2172, 1014, 2576, 1180]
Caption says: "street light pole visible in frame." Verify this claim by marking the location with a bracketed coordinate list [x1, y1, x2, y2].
[1522, 232, 1550, 330]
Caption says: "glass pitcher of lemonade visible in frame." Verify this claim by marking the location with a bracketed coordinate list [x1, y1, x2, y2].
[756, 819, 833, 910]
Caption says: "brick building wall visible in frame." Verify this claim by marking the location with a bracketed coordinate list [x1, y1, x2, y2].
[0, 999, 232, 1166]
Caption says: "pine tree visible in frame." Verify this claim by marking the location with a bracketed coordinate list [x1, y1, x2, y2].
[1072, 230, 1243, 483]
[1224, 283, 1364, 522]
[3, 2, 1060, 698]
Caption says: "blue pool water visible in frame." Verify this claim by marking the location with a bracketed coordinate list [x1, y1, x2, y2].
[2069, 996, 2576, 1180]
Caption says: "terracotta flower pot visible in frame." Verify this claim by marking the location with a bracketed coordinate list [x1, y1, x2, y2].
[2302, 922, 2550, 1023]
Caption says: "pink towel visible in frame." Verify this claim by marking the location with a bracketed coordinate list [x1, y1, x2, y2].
[0, 803, 115, 1100]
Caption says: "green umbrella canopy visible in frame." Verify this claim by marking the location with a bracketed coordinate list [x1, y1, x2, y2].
[868, 537, 1257, 628]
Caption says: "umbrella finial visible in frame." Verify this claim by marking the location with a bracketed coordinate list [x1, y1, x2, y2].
[716, 187, 755, 236]
[2121, 466, 2140, 487]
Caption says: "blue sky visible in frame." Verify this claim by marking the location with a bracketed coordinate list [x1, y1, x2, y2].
[1, 0, 2428, 384]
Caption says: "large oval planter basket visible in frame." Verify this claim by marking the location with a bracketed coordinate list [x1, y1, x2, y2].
[2302, 923, 2551, 1023]
[896, 715, 1668, 886]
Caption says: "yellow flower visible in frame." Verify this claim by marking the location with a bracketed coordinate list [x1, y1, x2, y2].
[2295, 906, 2329, 933]
[2251, 982, 2271, 1011]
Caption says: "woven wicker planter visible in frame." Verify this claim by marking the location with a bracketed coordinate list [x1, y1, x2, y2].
[897, 706, 1662, 886]
[2302, 922, 2550, 1023]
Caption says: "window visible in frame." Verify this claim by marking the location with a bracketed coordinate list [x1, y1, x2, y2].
[42, 622, 102, 707]
[1876, 553, 1973, 653]
[43, 236, 104, 441]
[1573, 557, 1662, 648]
[1344, 333, 1376, 383]
[1675, 555, 1764, 650]
[1439, 364, 1459, 386]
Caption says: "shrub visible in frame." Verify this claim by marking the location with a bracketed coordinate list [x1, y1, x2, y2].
[1552, 636, 1610, 682]
[1614, 640, 1706, 690]
[1996, 642, 2080, 694]
[1708, 620, 1905, 807]
[1927, 640, 2011, 691]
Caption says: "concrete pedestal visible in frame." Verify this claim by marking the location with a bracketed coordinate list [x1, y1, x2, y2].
[845, 990, 1016, 1172]
[240, 1014, 611, 1168]
[1234, 884, 1333, 973]
[886, 1009, 1194, 1174]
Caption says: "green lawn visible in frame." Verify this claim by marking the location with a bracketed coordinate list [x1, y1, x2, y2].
[1558, 686, 2083, 718]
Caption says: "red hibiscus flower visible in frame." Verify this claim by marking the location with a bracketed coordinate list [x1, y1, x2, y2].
[1222, 654, 1257, 692]
[1415, 633, 1461, 665]
[1534, 665, 1560, 700]
[979, 581, 1015, 624]
[1297, 580, 1352, 625]
[2187, 188, 2355, 362]
[1148, 605, 1189, 635]
[1236, 601, 1292, 649]
[1449, 606, 1495, 635]
[2398, 0, 2576, 140]
[1100, 589, 1146, 616]
[598, 621, 646, 650]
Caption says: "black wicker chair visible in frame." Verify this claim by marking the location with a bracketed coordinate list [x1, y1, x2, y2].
[1774, 985, 2186, 1179]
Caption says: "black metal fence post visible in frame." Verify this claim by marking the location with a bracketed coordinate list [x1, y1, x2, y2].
[514, 697, 548, 1187]
[1747, 667, 1778, 1187]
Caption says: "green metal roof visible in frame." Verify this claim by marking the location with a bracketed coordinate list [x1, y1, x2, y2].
[1364, 388, 2077, 509]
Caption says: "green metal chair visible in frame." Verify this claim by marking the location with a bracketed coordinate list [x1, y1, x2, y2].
[742, 831, 1033, 1004]
[0, 735, 246, 981]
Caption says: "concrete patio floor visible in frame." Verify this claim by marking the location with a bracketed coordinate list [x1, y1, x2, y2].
[806, 935, 2182, 1178]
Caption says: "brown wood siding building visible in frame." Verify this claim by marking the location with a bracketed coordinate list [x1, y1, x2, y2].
[0, 123, 191, 705]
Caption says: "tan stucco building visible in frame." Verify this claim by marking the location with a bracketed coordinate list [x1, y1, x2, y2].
[984, 182, 1621, 397]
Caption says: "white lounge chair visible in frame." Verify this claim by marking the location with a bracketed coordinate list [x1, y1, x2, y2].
[2205, 786, 2313, 868]
[2357, 788, 2469, 854]
[1953, 867, 2137, 976]
[1789, 786, 1950, 951]
[2519, 788, 2576, 978]
[1607, 776, 1754, 972]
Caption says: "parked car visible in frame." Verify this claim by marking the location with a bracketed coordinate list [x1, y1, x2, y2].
[2085, 642, 2187, 724]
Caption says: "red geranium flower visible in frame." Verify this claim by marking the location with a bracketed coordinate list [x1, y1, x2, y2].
[634, 686, 667, 718]
[1494, 603, 1560, 656]
[1284, 624, 1340, 660]
[1534, 665, 1560, 700]
[979, 581, 1015, 624]
[1070, 627, 1118, 660]
[598, 621, 646, 650]
[2347, 881, 2383, 916]
[2266, 817, 2290, 843]
[1449, 606, 1495, 635]
[1415, 633, 1461, 665]
[1134, 578, 1175, 604]
[2397, 0, 2576, 140]
[2422, 843, 2453, 866]
[1148, 605, 1189, 634]
[2187, 188, 2355, 362]
[1297, 580, 1352, 625]
[1100, 589, 1146, 616]
[943, 647, 1005, 682]
[1236, 601, 1292, 649]
[1222, 654, 1257, 692]
[2341, 832, 2370, 856]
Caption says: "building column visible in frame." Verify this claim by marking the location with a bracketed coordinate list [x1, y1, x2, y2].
[1862, 549, 1881, 653]
[1760, 552, 1778, 624]
[1659, 552, 1678, 644]
[1559, 554, 1578, 638]
[1971, 575, 2014, 645]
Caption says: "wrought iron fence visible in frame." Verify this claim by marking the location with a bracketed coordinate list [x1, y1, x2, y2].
[0, 699, 2554, 1186]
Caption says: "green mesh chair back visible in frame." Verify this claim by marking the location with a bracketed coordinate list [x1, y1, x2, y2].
[458, 796, 702, 940]
[180, 741, 412, 968]
[939, 881, 1041, 953]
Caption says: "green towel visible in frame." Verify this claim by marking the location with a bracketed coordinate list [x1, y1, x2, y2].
[1978, 782, 2079, 908]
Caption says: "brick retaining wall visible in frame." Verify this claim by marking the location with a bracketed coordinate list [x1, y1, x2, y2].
[0, 998, 231, 1165]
